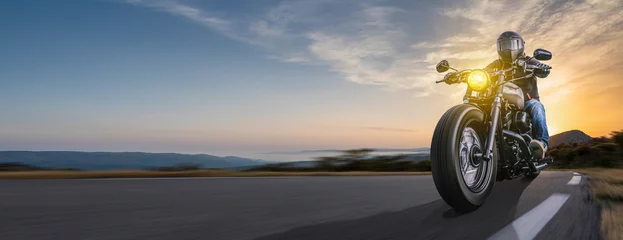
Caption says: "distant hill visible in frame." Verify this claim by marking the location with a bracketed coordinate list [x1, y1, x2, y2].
[549, 130, 592, 147]
[0, 151, 270, 170]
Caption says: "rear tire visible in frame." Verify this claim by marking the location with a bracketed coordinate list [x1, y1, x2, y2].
[431, 104, 497, 212]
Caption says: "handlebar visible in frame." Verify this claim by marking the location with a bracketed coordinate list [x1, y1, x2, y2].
[526, 63, 552, 70]
[516, 59, 552, 71]
[435, 59, 551, 84]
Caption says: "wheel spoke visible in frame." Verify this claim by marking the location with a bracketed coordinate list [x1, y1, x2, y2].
[459, 126, 488, 192]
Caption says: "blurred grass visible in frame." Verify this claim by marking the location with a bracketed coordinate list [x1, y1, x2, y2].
[576, 168, 623, 186]
[591, 181, 623, 202]
[0, 170, 431, 179]
[573, 168, 623, 240]
[601, 203, 623, 240]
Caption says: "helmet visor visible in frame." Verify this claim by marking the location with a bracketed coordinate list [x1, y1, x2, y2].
[497, 38, 524, 51]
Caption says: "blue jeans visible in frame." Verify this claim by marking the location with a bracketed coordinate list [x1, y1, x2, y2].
[524, 99, 549, 148]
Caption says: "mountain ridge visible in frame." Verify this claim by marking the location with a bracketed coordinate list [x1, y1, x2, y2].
[549, 130, 592, 147]
[0, 151, 270, 170]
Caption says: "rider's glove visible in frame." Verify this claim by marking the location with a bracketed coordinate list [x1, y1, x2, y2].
[443, 72, 459, 85]
[535, 68, 550, 78]
[533, 62, 551, 78]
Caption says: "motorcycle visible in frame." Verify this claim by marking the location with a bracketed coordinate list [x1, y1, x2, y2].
[430, 49, 553, 212]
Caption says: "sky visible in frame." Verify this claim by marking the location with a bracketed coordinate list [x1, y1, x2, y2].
[1, 0, 622, 161]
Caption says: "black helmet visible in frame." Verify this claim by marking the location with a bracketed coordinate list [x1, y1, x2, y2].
[497, 31, 524, 63]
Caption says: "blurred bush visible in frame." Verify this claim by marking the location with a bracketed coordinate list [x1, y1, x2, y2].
[152, 163, 202, 171]
[248, 148, 431, 172]
[0, 163, 45, 171]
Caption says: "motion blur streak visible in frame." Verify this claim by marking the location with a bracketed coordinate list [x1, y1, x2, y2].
[0, 172, 599, 240]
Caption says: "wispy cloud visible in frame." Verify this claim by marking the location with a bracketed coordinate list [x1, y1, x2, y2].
[122, 0, 623, 98]
[124, 0, 230, 31]
[121, 0, 437, 94]
[305, 5, 435, 91]
[426, 0, 623, 101]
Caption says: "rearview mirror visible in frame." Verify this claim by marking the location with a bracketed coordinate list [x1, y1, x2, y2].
[436, 60, 450, 73]
[533, 49, 552, 61]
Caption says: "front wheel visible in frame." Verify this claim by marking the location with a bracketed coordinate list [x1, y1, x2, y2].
[431, 104, 497, 212]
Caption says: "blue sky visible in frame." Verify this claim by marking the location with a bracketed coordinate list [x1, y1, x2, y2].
[1, 0, 622, 161]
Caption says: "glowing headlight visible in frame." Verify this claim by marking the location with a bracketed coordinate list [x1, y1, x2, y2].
[467, 69, 490, 92]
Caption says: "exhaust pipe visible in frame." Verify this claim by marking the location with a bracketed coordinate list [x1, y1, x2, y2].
[523, 162, 548, 172]
[534, 163, 548, 171]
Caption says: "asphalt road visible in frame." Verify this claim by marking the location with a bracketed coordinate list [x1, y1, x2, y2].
[0, 171, 600, 240]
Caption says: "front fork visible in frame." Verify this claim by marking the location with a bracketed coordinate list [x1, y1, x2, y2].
[483, 75, 505, 161]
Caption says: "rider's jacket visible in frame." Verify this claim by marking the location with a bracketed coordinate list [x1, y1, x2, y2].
[484, 56, 550, 101]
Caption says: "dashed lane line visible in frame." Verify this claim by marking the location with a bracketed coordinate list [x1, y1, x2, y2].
[488, 193, 570, 240]
[568, 175, 582, 185]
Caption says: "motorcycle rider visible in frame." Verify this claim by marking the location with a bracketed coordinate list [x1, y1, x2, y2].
[445, 31, 550, 159]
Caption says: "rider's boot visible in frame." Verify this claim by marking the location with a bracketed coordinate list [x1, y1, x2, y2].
[530, 140, 547, 159]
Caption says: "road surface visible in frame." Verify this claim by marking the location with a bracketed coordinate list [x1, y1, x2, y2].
[0, 171, 600, 240]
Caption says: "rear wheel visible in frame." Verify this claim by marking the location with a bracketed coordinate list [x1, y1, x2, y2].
[431, 104, 497, 212]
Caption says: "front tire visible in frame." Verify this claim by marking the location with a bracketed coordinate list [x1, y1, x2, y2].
[431, 104, 497, 212]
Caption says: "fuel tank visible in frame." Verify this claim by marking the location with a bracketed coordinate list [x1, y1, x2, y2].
[502, 82, 525, 109]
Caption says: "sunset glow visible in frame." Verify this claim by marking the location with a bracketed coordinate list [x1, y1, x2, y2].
[1, 0, 622, 161]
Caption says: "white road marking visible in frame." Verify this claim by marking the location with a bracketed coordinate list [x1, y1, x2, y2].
[573, 172, 580, 176]
[488, 193, 570, 240]
[567, 175, 582, 185]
